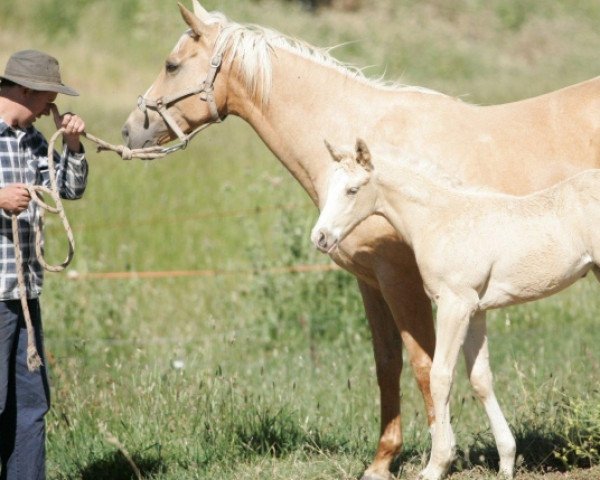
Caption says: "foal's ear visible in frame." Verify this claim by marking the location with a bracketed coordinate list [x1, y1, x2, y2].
[192, 0, 210, 20]
[324, 139, 344, 162]
[178, 2, 210, 37]
[355, 138, 374, 171]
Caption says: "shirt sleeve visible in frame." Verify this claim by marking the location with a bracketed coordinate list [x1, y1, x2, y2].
[37, 139, 89, 200]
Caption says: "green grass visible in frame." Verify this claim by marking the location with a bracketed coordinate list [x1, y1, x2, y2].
[1, 0, 600, 478]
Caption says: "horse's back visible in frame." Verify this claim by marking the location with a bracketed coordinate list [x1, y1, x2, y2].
[431, 78, 600, 194]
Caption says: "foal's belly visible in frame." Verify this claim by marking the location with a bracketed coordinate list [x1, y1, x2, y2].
[477, 252, 593, 310]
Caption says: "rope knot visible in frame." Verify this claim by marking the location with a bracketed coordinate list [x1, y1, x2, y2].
[120, 146, 133, 160]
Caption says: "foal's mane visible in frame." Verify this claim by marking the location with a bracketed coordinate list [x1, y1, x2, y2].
[373, 146, 474, 192]
[200, 11, 445, 105]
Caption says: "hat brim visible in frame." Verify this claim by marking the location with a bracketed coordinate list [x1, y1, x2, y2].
[0, 74, 79, 96]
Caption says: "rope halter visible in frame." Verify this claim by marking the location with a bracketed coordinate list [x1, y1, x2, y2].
[136, 53, 224, 155]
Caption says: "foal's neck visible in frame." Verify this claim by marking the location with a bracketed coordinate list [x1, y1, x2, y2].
[373, 160, 461, 246]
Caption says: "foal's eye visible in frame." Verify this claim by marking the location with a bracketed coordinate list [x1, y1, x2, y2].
[347, 187, 359, 195]
[165, 62, 179, 73]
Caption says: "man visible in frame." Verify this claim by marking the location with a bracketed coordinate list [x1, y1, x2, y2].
[0, 50, 88, 480]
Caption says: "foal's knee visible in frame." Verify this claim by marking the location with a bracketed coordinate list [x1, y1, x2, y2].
[430, 367, 453, 400]
[469, 367, 494, 401]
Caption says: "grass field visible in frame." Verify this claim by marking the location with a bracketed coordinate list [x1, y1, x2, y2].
[1, 0, 600, 479]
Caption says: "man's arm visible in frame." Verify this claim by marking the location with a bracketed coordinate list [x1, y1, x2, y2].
[36, 105, 89, 199]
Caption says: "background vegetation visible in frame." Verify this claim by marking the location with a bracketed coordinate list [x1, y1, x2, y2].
[1, 0, 599, 478]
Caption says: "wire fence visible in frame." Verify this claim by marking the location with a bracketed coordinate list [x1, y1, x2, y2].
[66, 262, 341, 280]
[59, 198, 335, 280]
[70, 202, 314, 232]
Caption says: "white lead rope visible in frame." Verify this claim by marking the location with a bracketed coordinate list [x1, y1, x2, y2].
[13, 128, 75, 371]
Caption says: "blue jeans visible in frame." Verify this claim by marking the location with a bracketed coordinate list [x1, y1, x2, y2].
[0, 300, 50, 480]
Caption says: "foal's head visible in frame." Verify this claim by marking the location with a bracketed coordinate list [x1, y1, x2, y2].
[311, 138, 377, 254]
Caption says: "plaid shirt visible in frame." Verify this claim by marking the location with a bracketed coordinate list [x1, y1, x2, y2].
[0, 119, 88, 300]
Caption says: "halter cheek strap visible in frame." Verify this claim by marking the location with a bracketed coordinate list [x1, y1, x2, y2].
[137, 53, 224, 154]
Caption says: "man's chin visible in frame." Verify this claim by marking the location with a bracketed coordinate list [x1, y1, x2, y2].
[21, 117, 36, 128]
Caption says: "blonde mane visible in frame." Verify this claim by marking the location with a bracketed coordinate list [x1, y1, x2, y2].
[203, 11, 445, 105]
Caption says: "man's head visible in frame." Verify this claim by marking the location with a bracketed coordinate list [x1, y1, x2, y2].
[0, 50, 78, 96]
[0, 50, 77, 129]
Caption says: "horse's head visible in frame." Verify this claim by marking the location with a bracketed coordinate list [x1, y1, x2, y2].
[122, 1, 228, 150]
[311, 138, 377, 254]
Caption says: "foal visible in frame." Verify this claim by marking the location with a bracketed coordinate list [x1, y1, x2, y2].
[311, 139, 600, 480]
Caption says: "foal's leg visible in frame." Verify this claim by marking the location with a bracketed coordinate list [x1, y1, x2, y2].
[420, 292, 476, 480]
[463, 311, 516, 478]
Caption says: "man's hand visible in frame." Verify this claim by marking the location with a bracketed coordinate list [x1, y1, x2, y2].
[50, 103, 85, 153]
[0, 184, 31, 215]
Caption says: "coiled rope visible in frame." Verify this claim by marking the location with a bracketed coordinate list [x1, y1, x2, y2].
[15, 128, 175, 371]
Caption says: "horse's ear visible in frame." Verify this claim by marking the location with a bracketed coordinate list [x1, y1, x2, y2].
[178, 2, 210, 37]
[192, 0, 210, 20]
[324, 139, 343, 162]
[355, 138, 374, 171]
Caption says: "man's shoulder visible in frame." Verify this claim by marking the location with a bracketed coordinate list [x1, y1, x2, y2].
[22, 126, 48, 150]
[0, 119, 9, 136]
[0, 123, 45, 143]
[24, 125, 45, 139]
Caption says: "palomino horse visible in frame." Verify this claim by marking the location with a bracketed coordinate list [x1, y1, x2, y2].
[122, 1, 600, 478]
[311, 138, 600, 479]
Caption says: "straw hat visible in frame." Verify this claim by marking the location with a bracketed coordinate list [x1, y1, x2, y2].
[0, 50, 78, 96]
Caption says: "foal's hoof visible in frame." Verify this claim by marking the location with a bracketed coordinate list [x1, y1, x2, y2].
[418, 466, 444, 480]
[361, 473, 392, 480]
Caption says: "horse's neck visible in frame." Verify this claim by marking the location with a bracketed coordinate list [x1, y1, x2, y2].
[374, 162, 459, 246]
[227, 48, 404, 205]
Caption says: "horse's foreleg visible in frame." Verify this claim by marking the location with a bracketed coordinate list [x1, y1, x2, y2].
[375, 258, 437, 424]
[463, 311, 516, 478]
[420, 292, 476, 480]
[363, 259, 435, 479]
[357, 279, 404, 480]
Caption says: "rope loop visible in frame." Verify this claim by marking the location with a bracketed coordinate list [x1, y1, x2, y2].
[14, 128, 75, 371]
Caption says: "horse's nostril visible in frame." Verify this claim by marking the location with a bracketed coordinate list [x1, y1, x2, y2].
[318, 231, 327, 248]
[121, 126, 129, 143]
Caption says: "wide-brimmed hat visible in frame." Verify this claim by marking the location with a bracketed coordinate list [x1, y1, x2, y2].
[0, 49, 78, 96]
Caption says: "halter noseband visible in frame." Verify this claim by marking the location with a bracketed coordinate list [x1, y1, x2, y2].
[137, 53, 224, 154]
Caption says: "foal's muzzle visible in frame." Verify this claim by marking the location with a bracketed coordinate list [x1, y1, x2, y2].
[311, 227, 338, 254]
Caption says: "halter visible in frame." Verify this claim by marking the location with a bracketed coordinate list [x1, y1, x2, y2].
[136, 52, 224, 154]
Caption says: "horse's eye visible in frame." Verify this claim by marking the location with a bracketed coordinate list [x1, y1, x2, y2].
[165, 62, 179, 73]
[347, 187, 359, 195]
